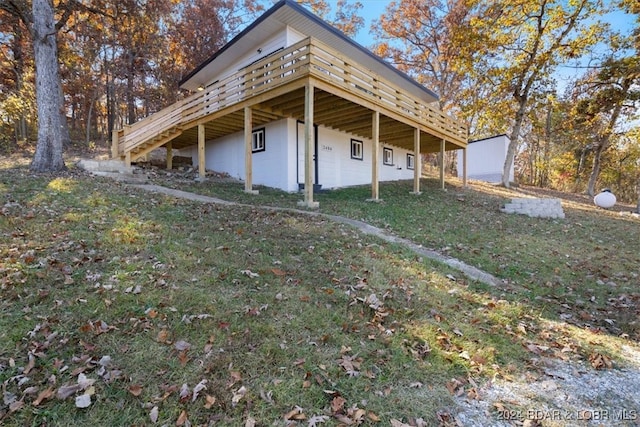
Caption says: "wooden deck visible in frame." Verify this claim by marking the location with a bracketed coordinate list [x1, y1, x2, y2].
[112, 37, 467, 162]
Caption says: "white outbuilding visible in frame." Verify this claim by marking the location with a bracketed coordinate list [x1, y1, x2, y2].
[457, 135, 513, 184]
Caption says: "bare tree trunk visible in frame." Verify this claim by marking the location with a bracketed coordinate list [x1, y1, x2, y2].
[30, 0, 65, 172]
[586, 78, 630, 196]
[636, 179, 640, 214]
[502, 99, 526, 187]
[586, 141, 604, 196]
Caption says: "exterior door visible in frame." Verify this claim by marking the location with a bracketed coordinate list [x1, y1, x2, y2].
[296, 121, 319, 188]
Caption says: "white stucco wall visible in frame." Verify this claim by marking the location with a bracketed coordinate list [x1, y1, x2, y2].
[294, 121, 416, 191]
[457, 134, 513, 183]
[185, 118, 417, 192]
[209, 31, 288, 86]
[187, 118, 292, 190]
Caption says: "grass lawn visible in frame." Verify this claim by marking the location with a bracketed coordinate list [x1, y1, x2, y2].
[1, 160, 639, 426]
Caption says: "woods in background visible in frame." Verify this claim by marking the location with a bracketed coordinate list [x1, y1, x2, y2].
[0, 0, 638, 202]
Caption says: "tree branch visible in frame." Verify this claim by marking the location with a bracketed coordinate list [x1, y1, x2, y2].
[0, 0, 33, 25]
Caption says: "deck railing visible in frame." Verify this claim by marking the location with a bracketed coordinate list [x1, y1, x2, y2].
[116, 37, 466, 157]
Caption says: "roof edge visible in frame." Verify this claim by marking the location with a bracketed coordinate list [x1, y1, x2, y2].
[179, 0, 290, 87]
[180, 0, 440, 102]
[468, 134, 509, 144]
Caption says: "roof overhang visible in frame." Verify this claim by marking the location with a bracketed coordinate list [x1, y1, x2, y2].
[180, 0, 439, 104]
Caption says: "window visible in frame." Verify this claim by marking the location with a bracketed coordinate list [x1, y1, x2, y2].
[252, 128, 265, 153]
[383, 147, 393, 166]
[351, 139, 363, 160]
[406, 154, 415, 170]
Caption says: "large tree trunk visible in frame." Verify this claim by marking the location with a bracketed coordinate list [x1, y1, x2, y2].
[30, 0, 65, 172]
[502, 98, 527, 187]
[586, 141, 605, 196]
[636, 179, 640, 214]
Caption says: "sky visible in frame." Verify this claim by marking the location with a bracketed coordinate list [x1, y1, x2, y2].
[345, 0, 637, 44]
[333, 0, 637, 89]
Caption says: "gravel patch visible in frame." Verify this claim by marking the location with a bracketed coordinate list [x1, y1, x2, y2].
[454, 346, 640, 426]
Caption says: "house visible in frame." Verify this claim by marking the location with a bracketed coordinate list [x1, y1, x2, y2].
[456, 135, 513, 184]
[111, 0, 468, 207]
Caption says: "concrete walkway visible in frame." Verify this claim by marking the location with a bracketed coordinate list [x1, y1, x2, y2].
[132, 184, 504, 287]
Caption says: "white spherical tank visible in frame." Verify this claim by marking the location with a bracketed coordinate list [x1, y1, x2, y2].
[594, 189, 616, 208]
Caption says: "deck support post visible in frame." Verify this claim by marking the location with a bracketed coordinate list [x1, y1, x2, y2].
[298, 81, 318, 208]
[166, 141, 173, 170]
[411, 127, 421, 195]
[244, 107, 258, 194]
[440, 139, 445, 190]
[111, 130, 119, 159]
[462, 147, 468, 188]
[197, 124, 206, 180]
[125, 151, 131, 168]
[368, 110, 380, 202]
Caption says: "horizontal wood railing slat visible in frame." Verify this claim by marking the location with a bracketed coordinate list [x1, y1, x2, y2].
[116, 37, 466, 158]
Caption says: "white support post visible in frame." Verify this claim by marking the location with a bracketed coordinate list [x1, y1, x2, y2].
[198, 124, 206, 180]
[111, 130, 119, 159]
[166, 141, 173, 170]
[440, 139, 445, 190]
[298, 82, 318, 208]
[463, 147, 468, 188]
[368, 110, 380, 202]
[412, 127, 421, 195]
[244, 107, 258, 194]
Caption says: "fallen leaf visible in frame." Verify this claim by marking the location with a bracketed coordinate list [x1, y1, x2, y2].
[23, 386, 39, 396]
[149, 406, 159, 423]
[33, 387, 55, 406]
[241, 269, 259, 278]
[128, 384, 143, 397]
[156, 329, 170, 343]
[204, 394, 216, 409]
[23, 353, 36, 375]
[178, 350, 189, 366]
[589, 352, 613, 369]
[179, 383, 190, 402]
[284, 406, 306, 421]
[351, 408, 366, 422]
[232, 386, 247, 406]
[77, 373, 96, 390]
[446, 378, 464, 396]
[57, 384, 82, 399]
[192, 379, 207, 402]
[75, 393, 92, 408]
[9, 400, 24, 413]
[331, 395, 346, 414]
[98, 355, 112, 366]
[334, 414, 355, 424]
[245, 416, 256, 427]
[176, 409, 188, 426]
[390, 420, 411, 427]
[308, 414, 330, 426]
[367, 411, 381, 422]
[174, 340, 191, 351]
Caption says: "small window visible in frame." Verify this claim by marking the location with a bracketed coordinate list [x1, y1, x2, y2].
[252, 128, 265, 153]
[406, 154, 415, 170]
[383, 147, 393, 166]
[351, 139, 363, 160]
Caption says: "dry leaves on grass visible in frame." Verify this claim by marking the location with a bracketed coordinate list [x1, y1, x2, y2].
[589, 352, 613, 369]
